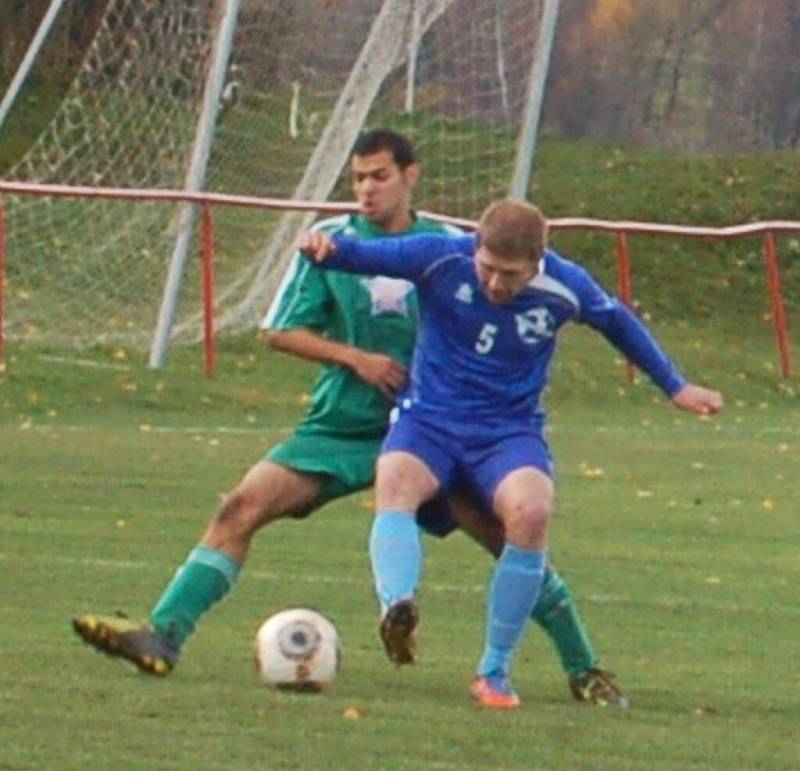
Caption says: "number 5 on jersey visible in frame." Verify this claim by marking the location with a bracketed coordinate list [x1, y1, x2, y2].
[475, 323, 499, 354]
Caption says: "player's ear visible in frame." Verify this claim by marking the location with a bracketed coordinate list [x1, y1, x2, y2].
[403, 162, 421, 188]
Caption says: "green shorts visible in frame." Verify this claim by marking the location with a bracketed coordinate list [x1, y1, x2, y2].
[265, 430, 382, 508]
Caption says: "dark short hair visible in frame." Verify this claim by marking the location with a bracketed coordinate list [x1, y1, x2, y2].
[478, 199, 548, 262]
[351, 128, 417, 169]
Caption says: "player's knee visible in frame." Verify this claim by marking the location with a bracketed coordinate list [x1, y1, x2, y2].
[214, 489, 272, 537]
[376, 453, 438, 510]
[503, 498, 551, 546]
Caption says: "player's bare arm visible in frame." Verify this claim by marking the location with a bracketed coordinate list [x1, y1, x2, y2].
[265, 327, 407, 399]
[670, 383, 724, 415]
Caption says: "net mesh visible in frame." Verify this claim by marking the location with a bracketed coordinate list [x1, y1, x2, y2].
[3, 0, 545, 349]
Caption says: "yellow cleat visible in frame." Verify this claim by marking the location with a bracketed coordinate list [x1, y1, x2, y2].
[72, 613, 179, 676]
[569, 667, 630, 709]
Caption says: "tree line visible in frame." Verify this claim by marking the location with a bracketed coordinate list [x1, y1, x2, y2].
[1, 0, 798, 151]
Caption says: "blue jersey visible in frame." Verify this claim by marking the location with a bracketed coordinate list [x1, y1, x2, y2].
[323, 232, 686, 425]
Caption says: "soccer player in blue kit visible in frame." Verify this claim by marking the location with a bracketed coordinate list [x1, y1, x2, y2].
[299, 198, 723, 709]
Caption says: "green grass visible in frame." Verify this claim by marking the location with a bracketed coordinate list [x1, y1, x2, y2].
[1, 333, 798, 770]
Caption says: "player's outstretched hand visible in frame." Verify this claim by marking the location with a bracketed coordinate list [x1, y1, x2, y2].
[671, 383, 723, 416]
[297, 231, 336, 263]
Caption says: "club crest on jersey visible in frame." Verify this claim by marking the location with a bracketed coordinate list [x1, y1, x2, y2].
[360, 276, 413, 316]
[515, 307, 555, 344]
[455, 283, 473, 303]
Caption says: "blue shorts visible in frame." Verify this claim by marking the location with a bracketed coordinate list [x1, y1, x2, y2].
[383, 407, 553, 511]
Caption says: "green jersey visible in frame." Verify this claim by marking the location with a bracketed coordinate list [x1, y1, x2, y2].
[264, 213, 455, 440]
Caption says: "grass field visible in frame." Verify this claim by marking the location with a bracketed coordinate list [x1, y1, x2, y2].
[1, 332, 798, 770]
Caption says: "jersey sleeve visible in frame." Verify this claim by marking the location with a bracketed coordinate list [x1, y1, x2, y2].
[260, 252, 333, 332]
[570, 263, 687, 397]
[323, 232, 475, 282]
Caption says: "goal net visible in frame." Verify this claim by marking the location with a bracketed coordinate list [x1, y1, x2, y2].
[2, 0, 546, 352]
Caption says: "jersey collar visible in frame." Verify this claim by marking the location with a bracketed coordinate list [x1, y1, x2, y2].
[352, 210, 419, 238]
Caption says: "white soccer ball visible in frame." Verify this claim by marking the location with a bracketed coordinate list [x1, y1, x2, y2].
[254, 608, 341, 692]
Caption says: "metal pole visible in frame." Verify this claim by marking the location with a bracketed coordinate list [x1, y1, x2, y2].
[148, 0, 243, 369]
[615, 231, 636, 382]
[0, 0, 69, 133]
[405, 0, 422, 114]
[201, 205, 216, 378]
[509, 0, 561, 200]
[762, 231, 792, 378]
[0, 197, 6, 370]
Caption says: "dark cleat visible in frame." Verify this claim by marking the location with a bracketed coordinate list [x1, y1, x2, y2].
[379, 600, 419, 666]
[569, 667, 630, 709]
[72, 613, 179, 676]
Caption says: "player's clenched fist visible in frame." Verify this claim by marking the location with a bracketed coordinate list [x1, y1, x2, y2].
[297, 231, 337, 262]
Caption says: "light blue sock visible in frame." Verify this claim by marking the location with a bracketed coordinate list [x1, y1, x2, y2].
[369, 510, 423, 614]
[477, 544, 547, 677]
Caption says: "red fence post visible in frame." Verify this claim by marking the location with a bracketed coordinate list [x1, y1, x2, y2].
[201, 204, 216, 378]
[0, 196, 6, 372]
[615, 230, 635, 382]
[761, 231, 792, 379]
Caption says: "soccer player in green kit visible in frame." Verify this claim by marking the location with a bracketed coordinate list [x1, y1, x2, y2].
[72, 128, 627, 708]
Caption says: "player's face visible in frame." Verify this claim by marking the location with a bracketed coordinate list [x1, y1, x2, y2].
[474, 247, 537, 304]
[351, 151, 419, 232]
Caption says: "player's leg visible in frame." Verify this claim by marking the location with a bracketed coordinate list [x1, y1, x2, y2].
[200, 460, 324, 561]
[73, 430, 381, 675]
[533, 569, 629, 708]
[444, 494, 628, 707]
[445, 490, 504, 554]
[72, 460, 324, 675]
[371, 449, 441, 665]
[372, 410, 456, 665]
[471, 466, 552, 708]
[148, 460, 325, 649]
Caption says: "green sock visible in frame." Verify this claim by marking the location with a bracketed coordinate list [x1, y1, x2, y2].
[530, 567, 597, 676]
[150, 545, 240, 648]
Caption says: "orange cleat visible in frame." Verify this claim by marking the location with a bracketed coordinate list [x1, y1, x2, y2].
[470, 674, 521, 709]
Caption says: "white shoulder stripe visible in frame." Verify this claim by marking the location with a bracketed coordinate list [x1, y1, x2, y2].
[261, 252, 307, 329]
[440, 222, 465, 235]
[311, 213, 350, 233]
[528, 273, 580, 312]
[262, 215, 352, 329]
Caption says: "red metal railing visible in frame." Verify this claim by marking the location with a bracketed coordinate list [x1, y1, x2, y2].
[0, 180, 797, 378]
[0, 194, 6, 370]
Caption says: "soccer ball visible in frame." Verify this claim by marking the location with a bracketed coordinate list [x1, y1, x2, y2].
[254, 608, 341, 692]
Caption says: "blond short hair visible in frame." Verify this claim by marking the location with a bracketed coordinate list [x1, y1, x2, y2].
[477, 199, 547, 262]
